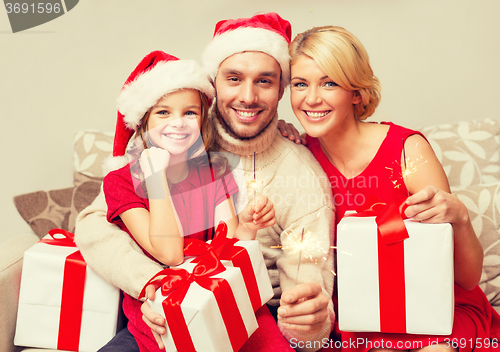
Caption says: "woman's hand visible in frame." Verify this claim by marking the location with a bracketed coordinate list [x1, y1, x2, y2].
[139, 147, 171, 178]
[277, 120, 307, 145]
[404, 185, 468, 225]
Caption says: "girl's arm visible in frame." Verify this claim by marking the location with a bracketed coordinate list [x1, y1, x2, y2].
[120, 148, 184, 266]
[403, 134, 483, 290]
[214, 195, 276, 240]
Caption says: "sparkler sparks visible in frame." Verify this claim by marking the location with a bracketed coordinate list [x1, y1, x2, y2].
[385, 139, 427, 191]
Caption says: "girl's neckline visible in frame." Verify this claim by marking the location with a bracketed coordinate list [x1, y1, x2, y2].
[320, 122, 393, 181]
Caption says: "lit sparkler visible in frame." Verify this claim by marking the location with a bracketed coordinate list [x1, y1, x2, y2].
[247, 152, 263, 199]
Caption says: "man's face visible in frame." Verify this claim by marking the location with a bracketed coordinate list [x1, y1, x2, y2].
[214, 51, 283, 139]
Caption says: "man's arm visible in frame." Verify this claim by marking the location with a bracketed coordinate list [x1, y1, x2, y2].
[269, 142, 336, 352]
[74, 189, 163, 298]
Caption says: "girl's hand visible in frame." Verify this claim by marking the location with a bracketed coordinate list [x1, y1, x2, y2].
[404, 185, 468, 226]
[139, 147, 171, 178]
[239, 195, 276, 237]
[277, 120, 307, 145]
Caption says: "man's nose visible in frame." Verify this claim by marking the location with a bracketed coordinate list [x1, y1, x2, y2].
[238, 81, 258, 105]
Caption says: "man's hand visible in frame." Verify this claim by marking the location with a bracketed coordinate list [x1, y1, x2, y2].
[277, 282, 329, 334]
[140, 284, 166, 350]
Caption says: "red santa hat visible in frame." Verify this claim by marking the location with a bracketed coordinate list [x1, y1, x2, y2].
[106, 50, 214, 173]
[202, 12, 292, 86]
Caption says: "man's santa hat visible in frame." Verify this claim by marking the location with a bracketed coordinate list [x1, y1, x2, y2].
[105, 50, 214, 173]
[202, 12, 292, 86]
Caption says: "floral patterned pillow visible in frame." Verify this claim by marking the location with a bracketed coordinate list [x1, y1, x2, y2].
[420, 119, 500, 190]
[73, 130, 114, 178]
[453, 182, 500, 312]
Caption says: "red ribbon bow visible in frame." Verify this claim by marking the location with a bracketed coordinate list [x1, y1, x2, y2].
[39, 229, 86, 351]
[184, 222, 263, 312]
[348, 195, 410, 333]
[140, 249, 248, 352]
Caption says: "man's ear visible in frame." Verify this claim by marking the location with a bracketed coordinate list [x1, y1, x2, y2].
[278, 83, 285, 101]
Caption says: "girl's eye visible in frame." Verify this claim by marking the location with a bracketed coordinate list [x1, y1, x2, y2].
[156, 110, 169, 116]
[185, 111, 198, 117]
[324, 81, 338, 88]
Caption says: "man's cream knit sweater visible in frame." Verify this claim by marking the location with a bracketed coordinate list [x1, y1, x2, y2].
[75, 111, 335, 351]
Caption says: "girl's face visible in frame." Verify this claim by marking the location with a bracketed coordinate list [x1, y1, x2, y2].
[146, 89, 202, 159]
[290, 55, 361, 138]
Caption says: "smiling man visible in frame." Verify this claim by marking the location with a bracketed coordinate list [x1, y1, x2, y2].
[141, 13, 336, 352]
[75, 12, 335, 352]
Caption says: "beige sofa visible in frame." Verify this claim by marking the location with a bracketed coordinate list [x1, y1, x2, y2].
[2, 119, 500, 352]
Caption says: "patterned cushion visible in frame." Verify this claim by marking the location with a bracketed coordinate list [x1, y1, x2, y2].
[453, 182, 500, 308]
[420, 119, 500, 189]
[73, 130, 114, 179]
[13, 188, 73, 238]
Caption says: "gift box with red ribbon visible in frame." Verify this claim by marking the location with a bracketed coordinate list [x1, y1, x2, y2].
[184, 222, 274, 312]
[337, 197, 454, 335]
[141, 248, 258, 352]
[14, 229, 120, 351]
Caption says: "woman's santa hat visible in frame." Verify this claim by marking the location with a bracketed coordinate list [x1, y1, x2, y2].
[106, 50, 214, 173]
[202, 12, 292, 86]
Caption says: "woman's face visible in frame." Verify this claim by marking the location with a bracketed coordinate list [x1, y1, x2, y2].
[290, 55, 361, 138]
[146, 89, 202, 159]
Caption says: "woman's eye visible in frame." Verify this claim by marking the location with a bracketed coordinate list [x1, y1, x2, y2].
[324, 81, 338, 88]
[293, 82, 307, 88]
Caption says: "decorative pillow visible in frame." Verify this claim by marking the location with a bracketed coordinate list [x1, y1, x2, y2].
[67, 172, 103, 231]
[73, 130, 113, 179]
[453, 182, 500, 309]
[420, 119, 500, 189]
[13, 187, 74, 238]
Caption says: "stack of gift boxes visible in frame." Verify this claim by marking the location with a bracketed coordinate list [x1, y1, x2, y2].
[14, 224, 274, 352]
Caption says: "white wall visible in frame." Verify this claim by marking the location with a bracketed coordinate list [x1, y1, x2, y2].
[1, 0, 499, 243]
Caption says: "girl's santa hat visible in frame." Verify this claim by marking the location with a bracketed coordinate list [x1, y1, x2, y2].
[202, 12, 292, 86]
[106, 50, 214, 173]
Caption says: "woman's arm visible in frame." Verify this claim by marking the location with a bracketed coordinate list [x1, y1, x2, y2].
[403, 134, 483, 290]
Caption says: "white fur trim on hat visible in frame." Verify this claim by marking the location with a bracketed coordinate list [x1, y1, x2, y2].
[202, 27, 290, 87]
[102, 155, 130, 175]
[117, 60, 214, 131]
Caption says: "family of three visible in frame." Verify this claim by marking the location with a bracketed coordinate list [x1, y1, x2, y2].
[75, 12, 500, 352]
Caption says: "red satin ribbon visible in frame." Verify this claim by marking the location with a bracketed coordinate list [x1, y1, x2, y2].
[141, 251, 249, 352]
[39, 229, 86, 351]
[39, 228, 77, 247]
[348, 195, 409, 333]
[185, 222, 262, 312]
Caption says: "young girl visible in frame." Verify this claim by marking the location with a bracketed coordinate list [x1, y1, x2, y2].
[278, 27, 500, 351]
[102, 51, 284, 352]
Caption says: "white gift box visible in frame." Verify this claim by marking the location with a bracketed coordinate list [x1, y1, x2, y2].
[337, 215, 454, 335]
[149, 261, 258, 352]
[14, 233, 120, 351]
[187, 239, 274, 311]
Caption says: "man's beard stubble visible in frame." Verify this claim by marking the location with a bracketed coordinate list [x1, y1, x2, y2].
[214, 99, 277, 140]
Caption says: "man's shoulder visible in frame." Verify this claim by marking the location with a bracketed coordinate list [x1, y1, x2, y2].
[271, 134, 326, 175]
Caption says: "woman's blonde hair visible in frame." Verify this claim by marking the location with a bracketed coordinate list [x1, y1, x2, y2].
[289, 26, 381, 120]
[128, 90, 227, 181]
